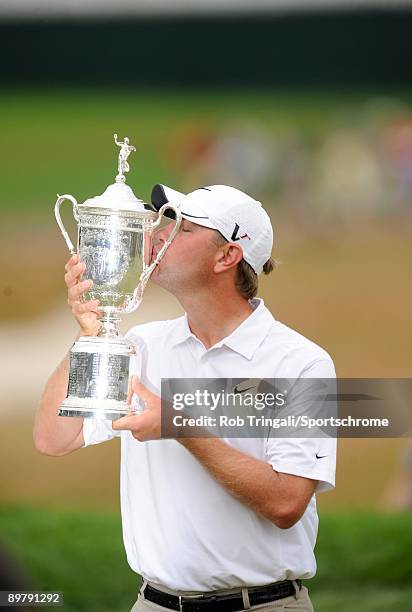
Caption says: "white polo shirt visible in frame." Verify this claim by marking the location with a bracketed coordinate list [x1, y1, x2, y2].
[83, 298, 336, 591]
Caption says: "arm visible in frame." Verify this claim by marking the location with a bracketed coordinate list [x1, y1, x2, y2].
[34, 351, 84, 456]
[178, 437, 317, 529]
[112, 378, 318, 529]
[33, 254, 101, 457]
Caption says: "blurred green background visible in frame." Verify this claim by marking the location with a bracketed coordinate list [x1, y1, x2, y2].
[1, 2, 412, 611]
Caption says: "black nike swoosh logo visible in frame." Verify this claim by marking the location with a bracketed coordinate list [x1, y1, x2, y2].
[182, 212, 209, 219]
[316, 453, 327, 459]
[233, 385, 255, 394]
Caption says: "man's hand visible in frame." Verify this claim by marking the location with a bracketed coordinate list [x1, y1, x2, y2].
[65, 254, 102, 336]
[112, 377, 161, 441]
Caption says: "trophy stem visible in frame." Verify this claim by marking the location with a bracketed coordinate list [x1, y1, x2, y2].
[98, 313, 121, 338]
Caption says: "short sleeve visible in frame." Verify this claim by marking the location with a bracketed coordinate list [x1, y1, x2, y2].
[265, 358, 337, 494]
[82, 418, 121, 447]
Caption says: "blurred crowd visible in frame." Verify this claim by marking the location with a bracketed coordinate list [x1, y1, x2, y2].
[166, 97, 412, 225]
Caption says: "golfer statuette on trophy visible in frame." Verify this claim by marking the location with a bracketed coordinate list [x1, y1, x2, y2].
[54, 134, 182, 420]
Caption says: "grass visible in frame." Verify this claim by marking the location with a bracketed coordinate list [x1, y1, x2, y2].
[1, 87, 412, 214]
[0, 506, 137, 612]
[1, 506, 411, 611]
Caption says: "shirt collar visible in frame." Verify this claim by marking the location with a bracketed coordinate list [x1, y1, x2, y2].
[170, 298, 276, 361]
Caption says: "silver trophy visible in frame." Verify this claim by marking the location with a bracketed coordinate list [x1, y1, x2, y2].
[54, 134, 181, 419]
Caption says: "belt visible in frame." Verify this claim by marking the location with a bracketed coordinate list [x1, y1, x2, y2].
[143, 580, 301, 612]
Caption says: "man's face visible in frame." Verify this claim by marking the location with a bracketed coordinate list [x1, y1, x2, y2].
[150, 218, 222, 296]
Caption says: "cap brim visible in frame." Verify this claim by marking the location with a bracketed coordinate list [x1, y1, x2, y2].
[151, 183, 216, 229]
[151, 184, 186, 219]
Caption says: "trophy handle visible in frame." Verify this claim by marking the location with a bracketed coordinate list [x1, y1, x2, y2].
[148, 202, 182, 269]
[54, 194, 79, 255]
[129, 203, 182, 310]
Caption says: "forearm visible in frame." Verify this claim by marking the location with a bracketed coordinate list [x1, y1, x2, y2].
[34, 346, 84, 456]
[178, 437, 297, 528]
[34, 254, 105, 456]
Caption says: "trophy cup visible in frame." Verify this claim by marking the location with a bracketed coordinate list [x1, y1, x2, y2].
[54, 134, 181, 420]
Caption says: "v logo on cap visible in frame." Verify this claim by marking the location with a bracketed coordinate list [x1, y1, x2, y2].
[231, 223, 251, 242]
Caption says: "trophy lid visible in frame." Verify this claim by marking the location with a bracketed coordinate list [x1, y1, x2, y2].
[80, 182, 148, 213]
[78, 134, 149, 213]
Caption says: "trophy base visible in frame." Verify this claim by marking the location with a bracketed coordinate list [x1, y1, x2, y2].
[58, 410, 129, 420]
[58, 396, 131, 420]
[59, 333, 134, 420]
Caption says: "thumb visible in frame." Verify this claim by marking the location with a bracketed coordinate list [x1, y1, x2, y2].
[131, 376, 157, 406]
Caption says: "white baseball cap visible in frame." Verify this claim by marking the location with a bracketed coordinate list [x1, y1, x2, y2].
[151, 184, 273, 275]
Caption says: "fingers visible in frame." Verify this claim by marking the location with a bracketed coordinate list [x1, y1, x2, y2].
[65, 255, 102, 330]
[67, 279, 93, 303]
[112, 411, 151, 442]
[64, 253, 78, 272]
[65, 256, 95, 308]
[112, 409, 160, 442]
[131, 377, 157, 403]
[71, 299, 101, 316]
[65, 260, 87, 289]
[126, 377, 158, 411]
[112, 413, 141, 431]
[127, 378, 134, 405]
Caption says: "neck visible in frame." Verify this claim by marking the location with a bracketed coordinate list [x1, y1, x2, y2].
[178, 286, 254, 349]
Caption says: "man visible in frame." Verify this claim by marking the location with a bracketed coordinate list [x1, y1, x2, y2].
[35, 184, 336, 611]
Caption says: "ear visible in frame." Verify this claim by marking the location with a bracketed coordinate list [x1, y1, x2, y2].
[214, 243, 244, 274]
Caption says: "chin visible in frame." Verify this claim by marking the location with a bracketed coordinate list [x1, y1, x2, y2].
[154, 273, 183, 296]
[150, 267, 170, 289]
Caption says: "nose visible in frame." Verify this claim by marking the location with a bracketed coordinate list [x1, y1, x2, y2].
[154, 224, 171, 245]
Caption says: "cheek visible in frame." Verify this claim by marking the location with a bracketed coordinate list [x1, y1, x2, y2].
[188, 246, 216, 274]
[161, 235, 182, 257]
[163, 235, 215, 272]
[168, 241, 186, 261]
